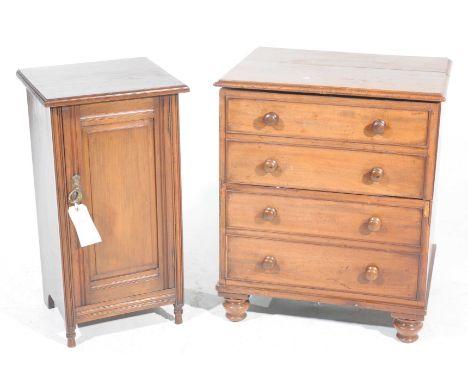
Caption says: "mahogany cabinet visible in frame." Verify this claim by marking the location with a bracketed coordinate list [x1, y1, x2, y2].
[18, 58, 188, 347]
[215, 47, 450, 342]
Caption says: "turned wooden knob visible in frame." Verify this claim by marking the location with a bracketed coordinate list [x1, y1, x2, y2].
[263, 207, 277, 221]
[369, 167, 384, 182]
[263, 112, 279, 126]
[372, 119, 386, 134]
[264, 159, 278, 173]
[365, 265, 379, 281]
[367, 217, 382, 232]
[262, 256, 277, 271]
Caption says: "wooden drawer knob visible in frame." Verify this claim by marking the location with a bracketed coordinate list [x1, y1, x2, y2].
[369, 167, 384, 182]
[264, 159, 278, 173]
[263, 112, 279, 126]
[262, 256, 277, 271]
[367, 217, 382, 232]
[365, 265, 379, 281]
[372, 119, 386, 134]
[263, 207, 277, 221]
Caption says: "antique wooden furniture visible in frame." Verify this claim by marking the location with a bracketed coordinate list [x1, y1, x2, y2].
[215, 47, 450, 342]
[18, 58, 188, 347]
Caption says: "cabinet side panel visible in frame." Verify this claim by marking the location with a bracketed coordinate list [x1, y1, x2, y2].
[426, 103, 442, 301]
[27, 90, 64, 315]
[219, 89, 227, 284]
[170, 95, 183, 305]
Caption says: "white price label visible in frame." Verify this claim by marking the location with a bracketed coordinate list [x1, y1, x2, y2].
[67, 204, 102, 247]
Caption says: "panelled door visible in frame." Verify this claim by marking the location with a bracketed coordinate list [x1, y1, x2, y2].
[61, 97, 175, 306]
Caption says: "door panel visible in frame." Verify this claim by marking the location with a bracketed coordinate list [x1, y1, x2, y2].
[84, 120, 158, 277]
[63, 98, 168, 305]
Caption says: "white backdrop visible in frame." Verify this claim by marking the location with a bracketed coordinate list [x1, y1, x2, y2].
[1, 0, 467, 380]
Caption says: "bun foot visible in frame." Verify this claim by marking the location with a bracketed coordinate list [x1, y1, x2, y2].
[393, 317, 423, 343]
[223, 297, 250, 322]
[174, 304, 183, 325]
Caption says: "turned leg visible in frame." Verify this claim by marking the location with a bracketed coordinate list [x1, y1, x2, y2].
[223, 296, 250, 322]
[174, 304, 183, 325]
[47, 295, 55, 309]
[66, 326, 76, 348]
[393, 316, 423, 343]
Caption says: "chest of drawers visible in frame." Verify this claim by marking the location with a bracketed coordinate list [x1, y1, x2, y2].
[18, 58, 188, 346]
[215, 47, 450, 342]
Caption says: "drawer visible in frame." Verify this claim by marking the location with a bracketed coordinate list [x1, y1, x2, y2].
[226, 94, 430, 146]
[225, 141, 426, 198]
[226, 189, 423, 246]
[226, 236, 419, 300]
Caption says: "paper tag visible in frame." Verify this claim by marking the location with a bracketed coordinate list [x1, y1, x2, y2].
[68, 204, 102, 247]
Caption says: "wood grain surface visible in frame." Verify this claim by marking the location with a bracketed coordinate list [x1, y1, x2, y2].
[226, 140, 426, 198]
[226, 187, 424, 246]
[215, 47, 450, 101]
[226, 235, 419, 300]
[17, 57, 189, 107]
[226, 90, 432, 146]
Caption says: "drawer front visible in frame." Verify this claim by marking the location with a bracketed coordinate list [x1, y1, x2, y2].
[226, 141, 425, 198]
[226, 236, 419, 300]
[226, 190, 423, 246]
[226, 96, 429, 146]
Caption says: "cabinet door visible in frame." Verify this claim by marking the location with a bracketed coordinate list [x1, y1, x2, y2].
[61, 98, 174, 305]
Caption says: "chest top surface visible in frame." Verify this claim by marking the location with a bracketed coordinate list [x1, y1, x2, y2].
[215, 47, 450, 102]
[17, 57, 189, 107]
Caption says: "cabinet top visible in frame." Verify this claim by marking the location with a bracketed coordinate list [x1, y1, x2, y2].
[214, 47, 450, 102]
[17, 57, 189, 107]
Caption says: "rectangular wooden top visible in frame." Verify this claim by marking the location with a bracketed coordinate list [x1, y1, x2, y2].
[215, 47, 450, 102]
[17, 57, 189, 107]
